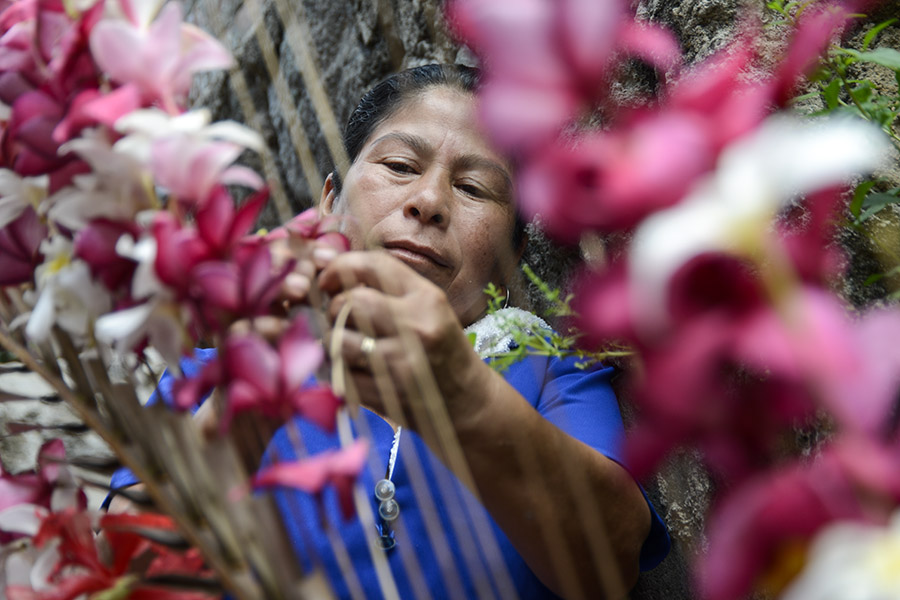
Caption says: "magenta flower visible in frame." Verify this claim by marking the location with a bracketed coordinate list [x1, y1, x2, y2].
[252, 440, 369, 519]
[189, 242, 293, 330]
[0, 0, 103, 186]
[196, 186, 270, 257]
[0, 205, 46, 286]
[73, 218, 141, 292]
[582, 254, 900, 482]
[151, 212, 213, 293]
[149, 187, 292, 330]
[221, 318, 340, 430]
[173, 318, 341, 434]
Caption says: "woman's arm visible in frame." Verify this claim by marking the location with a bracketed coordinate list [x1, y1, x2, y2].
[453, 361, 650, 598]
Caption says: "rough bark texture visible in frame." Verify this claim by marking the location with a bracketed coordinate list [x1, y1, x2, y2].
[3, 1, 900, 598]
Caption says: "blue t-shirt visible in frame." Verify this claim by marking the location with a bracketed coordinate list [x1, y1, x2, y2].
[110, 350, 670, 599]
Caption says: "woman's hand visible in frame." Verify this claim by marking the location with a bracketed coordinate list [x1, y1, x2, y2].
[317, 250, 490, 433]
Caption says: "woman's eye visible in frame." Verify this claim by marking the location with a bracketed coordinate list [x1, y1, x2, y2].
[385, 161, 416, 174]
[456, 183, 487, 198]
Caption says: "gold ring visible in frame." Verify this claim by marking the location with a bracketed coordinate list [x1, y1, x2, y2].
[360, 336, 376, 355]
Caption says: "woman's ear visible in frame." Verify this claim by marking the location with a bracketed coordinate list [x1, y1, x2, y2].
[319, 172, 337, 217]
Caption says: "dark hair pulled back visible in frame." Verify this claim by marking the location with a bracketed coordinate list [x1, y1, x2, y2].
[332, 64, 526, 249]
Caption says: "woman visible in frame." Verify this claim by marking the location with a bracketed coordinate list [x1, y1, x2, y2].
[112, 64, 669, 599]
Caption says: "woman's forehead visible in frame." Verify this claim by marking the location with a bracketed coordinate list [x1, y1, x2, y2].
[366, 87, 509, 168]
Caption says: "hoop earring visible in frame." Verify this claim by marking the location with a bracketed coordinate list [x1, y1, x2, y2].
[503, 286, 510, 309]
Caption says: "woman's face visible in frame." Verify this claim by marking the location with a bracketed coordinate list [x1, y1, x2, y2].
[320, 86, 520, 326]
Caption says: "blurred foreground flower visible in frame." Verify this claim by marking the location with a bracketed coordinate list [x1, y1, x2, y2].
[447, 0, 680, 154]
[629, 114, 891, 334]
[701, 435, 900, 600]
[780, 508, 900, 600]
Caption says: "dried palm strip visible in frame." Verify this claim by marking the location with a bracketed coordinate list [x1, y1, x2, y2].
[331, 303, 402, 600]
[199, 4, 294, 223]
[272, 0, 351, 181]
[0, 326, 262, 599]
[374, 0, 406, 71]
[242, 0, 323, 196]
[343, 400, 434, 600]
[86, 355, 288, 599]
[93, 356, 309, 599]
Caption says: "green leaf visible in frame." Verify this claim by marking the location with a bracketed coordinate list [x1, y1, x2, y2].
[850, 180, 877, 217]
[862, 19, 897, 51]
[857, 192, 900, 222]
[861, 191, 900, 211]
[842, 47, 900, 70]
[864, 272, 884, 285]
[850, 81, 874, 105]
[822, 78, 841, 109]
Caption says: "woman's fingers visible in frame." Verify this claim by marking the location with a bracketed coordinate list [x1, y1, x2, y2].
[318, 250, 421, 297]
[330, 330, 423, 422]
[327, 286, 405, 337]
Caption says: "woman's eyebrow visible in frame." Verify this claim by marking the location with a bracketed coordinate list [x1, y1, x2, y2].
[369, 132, 430, 156]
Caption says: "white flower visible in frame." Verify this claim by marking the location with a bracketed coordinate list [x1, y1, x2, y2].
[0, 170, 47, 228]
[629, 114, 892, 332]
[24, 236, 110, 343]
[781, 511, 900, 600]
[95, 299, 187, 367]
[94, 231, 187, 366]
[49, 129, 154, 230]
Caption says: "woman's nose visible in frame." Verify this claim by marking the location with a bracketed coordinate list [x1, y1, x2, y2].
[403, 171, 450, 226]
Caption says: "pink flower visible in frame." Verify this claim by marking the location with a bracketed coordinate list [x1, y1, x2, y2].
[252, 440, 369, 519]
[89, 0, 233, 114]
[114, 109, 264, 208]
[268, 207, 350, 253]
[518, 112, 715, 238]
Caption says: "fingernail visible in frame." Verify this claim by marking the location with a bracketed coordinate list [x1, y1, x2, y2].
[314, 246, 339, 267]
[284, 273, 310, 297]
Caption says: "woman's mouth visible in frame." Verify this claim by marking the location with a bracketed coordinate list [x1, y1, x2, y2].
[382, 241, 450, 270]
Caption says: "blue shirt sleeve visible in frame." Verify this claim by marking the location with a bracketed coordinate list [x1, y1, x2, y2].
[502, 354, 671, 571]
